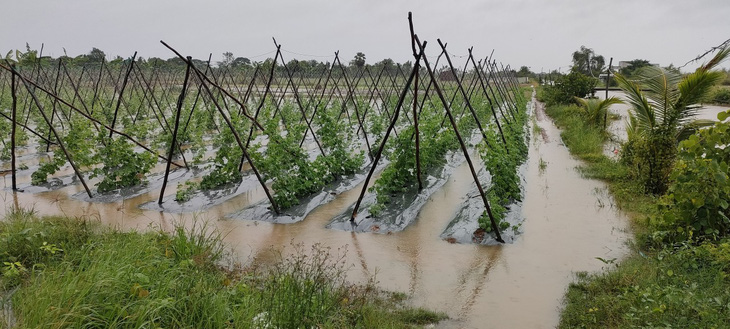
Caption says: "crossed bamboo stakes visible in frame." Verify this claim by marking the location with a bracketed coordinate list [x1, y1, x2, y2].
[0, 14, 522, 242]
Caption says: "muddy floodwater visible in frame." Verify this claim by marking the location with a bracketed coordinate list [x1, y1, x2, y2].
[1, 95, 632, 328]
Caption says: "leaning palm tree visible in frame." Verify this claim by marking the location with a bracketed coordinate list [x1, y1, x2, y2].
[574, 96, 624, 132]
[614, 46, 730, 194]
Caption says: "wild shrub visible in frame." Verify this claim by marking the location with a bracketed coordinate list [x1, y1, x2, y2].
[654, 110, 730, 240]
[541, 70, 598, 106]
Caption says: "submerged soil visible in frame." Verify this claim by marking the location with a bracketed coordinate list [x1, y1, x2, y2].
[1, 95, 632, 328]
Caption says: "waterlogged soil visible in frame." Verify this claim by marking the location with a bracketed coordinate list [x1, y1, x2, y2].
[1, 95, 633, 328]
[328, 148, 468, 233]
[440, 162, 528, 245]
[227, 160, 383, 225]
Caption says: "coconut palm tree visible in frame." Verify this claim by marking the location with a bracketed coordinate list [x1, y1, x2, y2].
[574, 96, 624, 132]
[614, 46, 730, 194]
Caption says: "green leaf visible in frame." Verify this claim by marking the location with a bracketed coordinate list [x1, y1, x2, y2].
[718, 110, 729, 121]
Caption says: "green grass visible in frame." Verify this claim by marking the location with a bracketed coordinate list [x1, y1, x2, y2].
[0, 210, 445, 328]
[543, 99, 730, 328]
[560, 241, 730, 328]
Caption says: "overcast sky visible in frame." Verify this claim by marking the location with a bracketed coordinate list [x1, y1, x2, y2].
[2, 0, 729, 73]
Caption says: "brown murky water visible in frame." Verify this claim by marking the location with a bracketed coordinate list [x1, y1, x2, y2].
[1, 95, 632, 328]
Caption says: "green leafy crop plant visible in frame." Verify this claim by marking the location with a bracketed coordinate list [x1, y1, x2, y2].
[477, 108, 528, 232]
[31, 118, 97, 186]
[251, 101, 364, 210]
[368, 103, 460, 216]
[91, 136, 156, 193]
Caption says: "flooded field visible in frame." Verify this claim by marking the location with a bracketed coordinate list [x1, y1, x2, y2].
[0, 96, 631, 328]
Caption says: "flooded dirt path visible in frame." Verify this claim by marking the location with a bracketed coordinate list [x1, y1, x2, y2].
[1, 94, 631, 328]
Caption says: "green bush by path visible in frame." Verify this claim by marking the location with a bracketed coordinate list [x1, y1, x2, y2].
[0, 211, 446, 328]
[653, 110, 730, 241]
[543, 93, 730, 329]
[540, 71, 598, 106]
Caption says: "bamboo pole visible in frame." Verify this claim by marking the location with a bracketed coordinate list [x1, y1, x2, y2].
[159, 58, 192, 204]
[109, 52, 137, 138]
[160, 40, 281, 214]
[408, 16, 504, 242]
[9, 65, 93, 198]
[10, 66, 17, 191]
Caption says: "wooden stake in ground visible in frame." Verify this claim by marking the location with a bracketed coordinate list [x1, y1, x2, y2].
[604, 57, 613, 131]
[9, 64, 93, 199]
[159, 57, 192, 204]
[408, 13, 504, 243]
[109, 52, 137, 139]
[10, 65, 17, 191]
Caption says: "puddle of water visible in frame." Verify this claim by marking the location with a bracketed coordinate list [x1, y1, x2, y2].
[0, 95, 631, 328]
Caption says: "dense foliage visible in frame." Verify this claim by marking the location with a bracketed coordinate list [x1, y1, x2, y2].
[368, 103, 459, 216]
[31, 119, 96, 186]
[92, 137, 156, 193]
[541, 70, 598, 106]
[711, 87, 730, 105]
[655, 110, 730, 239]
[250, 102, 364, 209]
[478, 106, 528, 233]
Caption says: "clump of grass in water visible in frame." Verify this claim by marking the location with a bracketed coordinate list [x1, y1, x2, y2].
[0, 210, 446, 328]
[538, 157, 548, 174]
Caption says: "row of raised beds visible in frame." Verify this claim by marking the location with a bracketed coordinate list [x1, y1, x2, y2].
[0, 17, 529, 243]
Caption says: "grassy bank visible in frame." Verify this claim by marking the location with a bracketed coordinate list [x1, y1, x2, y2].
[0, 209, 445, 328]
[543, 102, 730, 328]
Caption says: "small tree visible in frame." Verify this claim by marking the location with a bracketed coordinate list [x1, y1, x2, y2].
[350, 52, 366, 69]
[516, 66, 535, 79]
[218, 52, 234, 68]
[572, 46, 605, 77]
[373, 58, 396, 75]
[617, 46, 730, 194]
[575, 96, 623, 131]
[88, 47, 106, 63]
[231, 57, 251, 68]
[658, 110, 730, 239]
[541, 70, 598, 106]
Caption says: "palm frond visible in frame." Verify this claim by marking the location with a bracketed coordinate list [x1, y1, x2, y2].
[634, 66, 681, 125]
[676, 70, 725, 114]
[673, 45, 730, 127]
[615, 73, 655, 134]
[599, 96, 625, 109]
[575, 96, 624, 127]
[625, 112, 640, 140]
